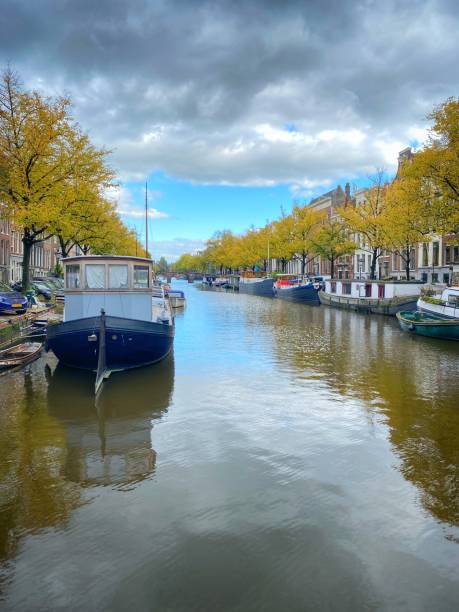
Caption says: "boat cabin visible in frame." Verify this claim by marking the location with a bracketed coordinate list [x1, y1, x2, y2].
[63, 256, 153, 322]
[440, 286, 459, 306]
[324, 278, 424, 300]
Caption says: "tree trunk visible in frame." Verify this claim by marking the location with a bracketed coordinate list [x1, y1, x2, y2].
[405, 247, 411, 281]
[21, 235, 33, 292]
[301, 253, 306, 275]
[58, 235, 70, 259]
[330, 257, 335, 279]
[370, 249, 378, 280]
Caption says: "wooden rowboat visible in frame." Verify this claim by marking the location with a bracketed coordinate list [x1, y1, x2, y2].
[0, 342, 43, 371]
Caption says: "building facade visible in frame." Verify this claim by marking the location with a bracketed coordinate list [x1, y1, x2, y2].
[0, 217, 11, 284]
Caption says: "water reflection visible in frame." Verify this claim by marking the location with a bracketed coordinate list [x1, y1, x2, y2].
[0, 356, 174, 573]
[0, 370, 82, 564]
[46, 356, 175, 489]
[254, 301, 459, 528]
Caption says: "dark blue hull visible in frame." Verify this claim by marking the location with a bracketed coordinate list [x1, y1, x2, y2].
[238, 278, 274, 296]
[46, 315, 174, 372]
[274, 284, 320, 304]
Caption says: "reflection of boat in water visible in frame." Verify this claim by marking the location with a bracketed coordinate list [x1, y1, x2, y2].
[46, 356, 174, 488]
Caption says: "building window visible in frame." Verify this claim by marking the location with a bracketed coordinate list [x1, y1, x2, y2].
[443, 273, 450, 284]
[342, 283, 351, 295]
[108, 265, 129, 289]
[432, 273, 438, 284]
[421, 272, 428, 282]
[383, 262, 389, 278]
[85, 264, 106, 289]
[445, 246, 451, 264]
[423, 244, 428, 267]
[331, 281, 336, 293]
[433, 242, 439, 267]
[454, 246, 459, 263]
[66, 264, 80, 289]
[133, 265, 149, 288]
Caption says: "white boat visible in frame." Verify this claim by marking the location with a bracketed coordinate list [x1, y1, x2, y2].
[320, 279, 424, 315]
[417, 286, 459, 319]
[167, 290, 186, 308]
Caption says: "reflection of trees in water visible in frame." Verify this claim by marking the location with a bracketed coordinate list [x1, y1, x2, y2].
[47, 356, 174, 490]
[253, 301, 459, 528]
[0, 371, 81, 564]
[0, 356, 175, 574]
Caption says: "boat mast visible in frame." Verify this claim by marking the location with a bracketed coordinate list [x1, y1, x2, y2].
[145, 181, 148, 256]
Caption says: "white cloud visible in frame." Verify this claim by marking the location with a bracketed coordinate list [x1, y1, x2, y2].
[152, 238, 207, 262]
[106, 185, 169, 220]
[2, 0, 458, 189]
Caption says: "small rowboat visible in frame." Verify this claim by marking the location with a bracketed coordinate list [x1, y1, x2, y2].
[396, 311, 459, 341]
[0, 342, 43, 371]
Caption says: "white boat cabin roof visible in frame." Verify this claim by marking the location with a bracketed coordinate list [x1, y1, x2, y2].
[442, 286, 459, 299]
[63, 255, 153, 293]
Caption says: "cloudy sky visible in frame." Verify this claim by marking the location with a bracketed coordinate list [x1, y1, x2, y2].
[1, 0, 458, 259]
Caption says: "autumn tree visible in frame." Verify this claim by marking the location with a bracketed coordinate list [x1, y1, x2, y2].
[383, 174, 431, 280]
[339, 172, 388, 279]
[311, 217, 356, 278]
[270, 215, 295, 272]
[394, 98, 459, 235]
[0, 69, 115, 288]
[287, 205, 324, 274]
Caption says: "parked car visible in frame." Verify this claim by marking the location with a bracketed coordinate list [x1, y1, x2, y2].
[12, 281, 52, 301]
[0, 282, 28, 314]
[33, 277, 64, 299]
[33, 277, 63, 290]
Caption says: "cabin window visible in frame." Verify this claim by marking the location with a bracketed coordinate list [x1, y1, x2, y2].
[133, 265, 149, 288]
[85, 264, 106, 289]
[342, 283, 352, 295]
[331, 281, 336, 293]
[66, 264, 80, 289]
[109, 264, 129, 289]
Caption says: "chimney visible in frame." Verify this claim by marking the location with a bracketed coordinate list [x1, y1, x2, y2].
[344, 182, 351, 202]
[397, 147, 413, 172]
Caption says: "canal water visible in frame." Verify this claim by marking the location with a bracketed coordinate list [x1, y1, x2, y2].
[0, 282, 458, 611]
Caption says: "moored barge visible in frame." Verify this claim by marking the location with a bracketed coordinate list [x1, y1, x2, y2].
[46, 256, 174, 391]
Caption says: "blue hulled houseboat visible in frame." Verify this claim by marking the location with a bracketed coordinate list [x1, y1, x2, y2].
[238, 273, 274, 297]
[46, 256, 174, 391]
[273, 275, 320, 304]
